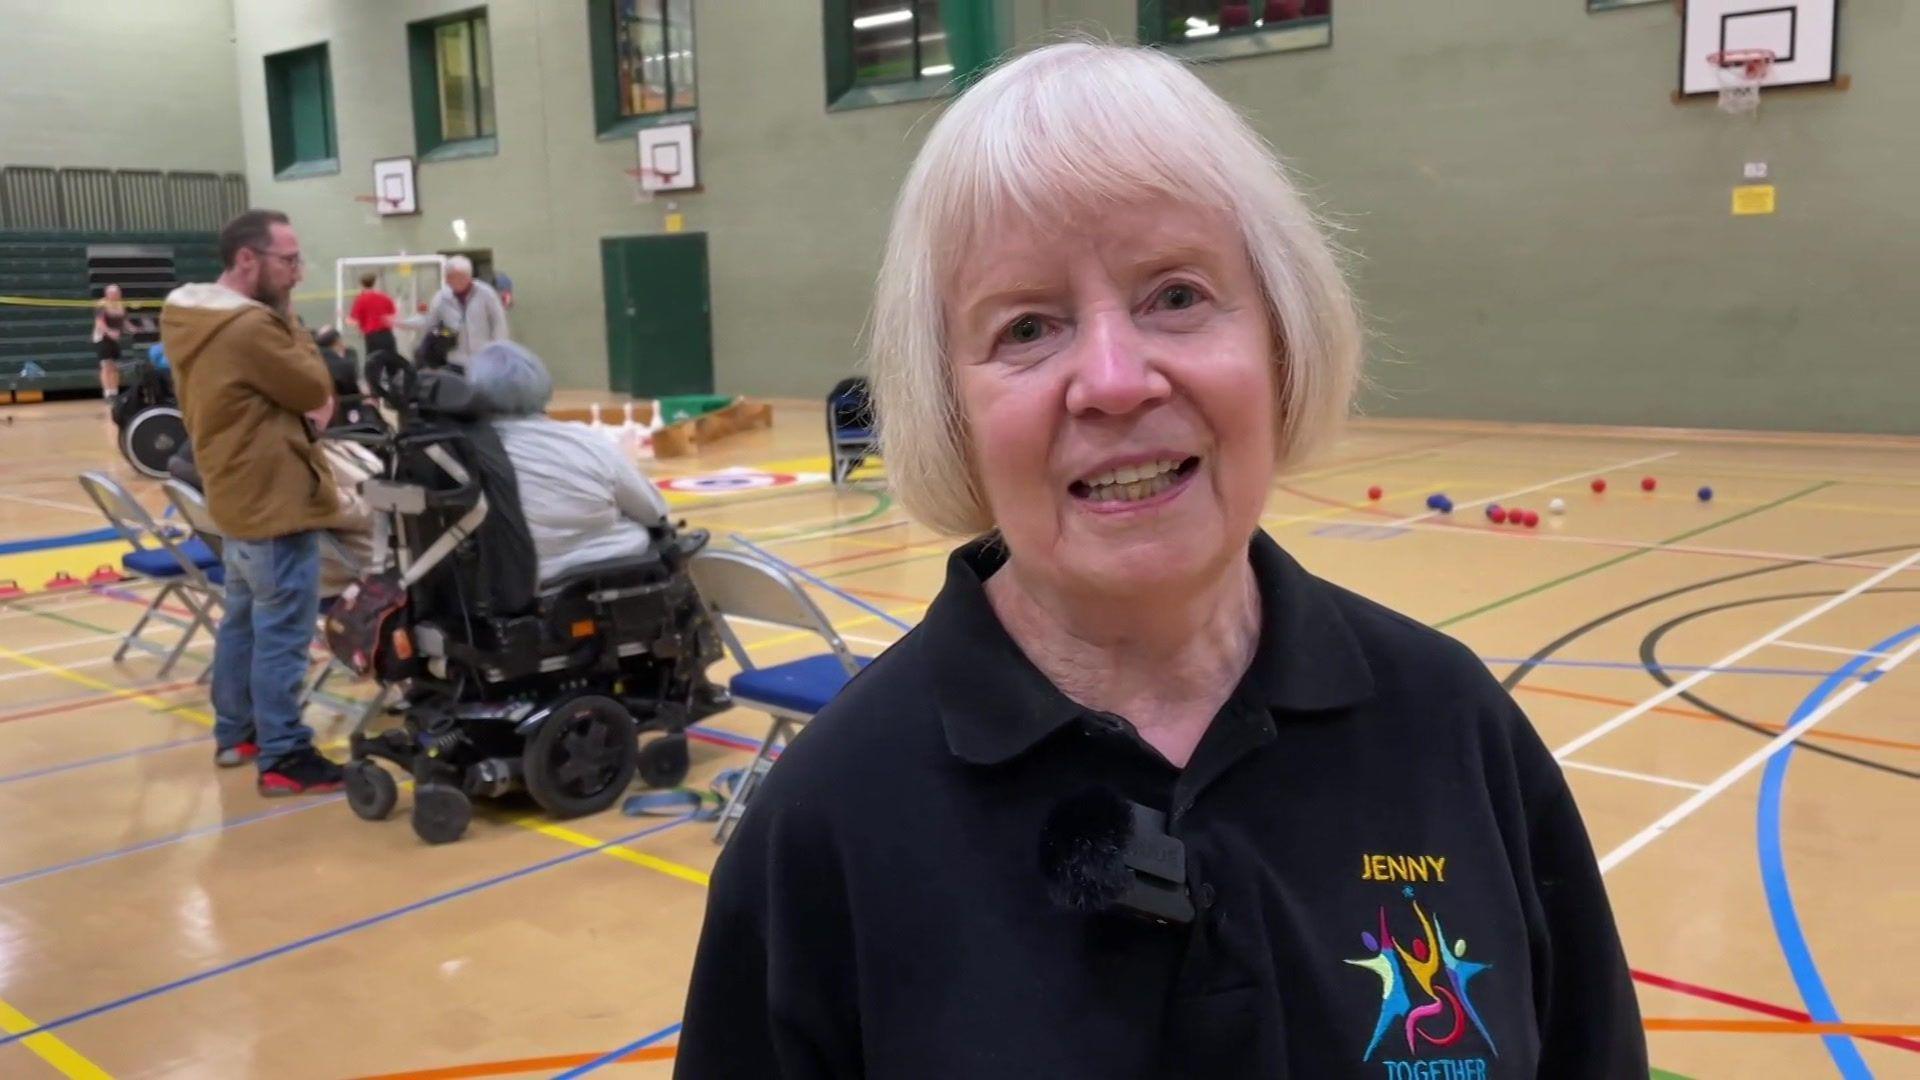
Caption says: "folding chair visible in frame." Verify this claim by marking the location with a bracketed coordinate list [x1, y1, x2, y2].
[159, 479, 225, 685]
[689, 548, 873, 843]
[825, 376, 879, 488]
[78, 471, 223, 678]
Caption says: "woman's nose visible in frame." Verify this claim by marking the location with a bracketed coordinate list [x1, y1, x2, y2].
[1063, 309, 1173, 417]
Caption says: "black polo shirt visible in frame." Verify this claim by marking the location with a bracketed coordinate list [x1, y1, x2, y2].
[678, 533, 1645, 1079]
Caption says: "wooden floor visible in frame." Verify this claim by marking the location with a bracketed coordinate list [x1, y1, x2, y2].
[0, 398, 1915, 1079]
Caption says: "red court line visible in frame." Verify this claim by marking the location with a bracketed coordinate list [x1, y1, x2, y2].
[348, 1044, 676, 1080]
[1632, 969, 1920, 1053]
[0, 679, 201, 726]
[1646, 1018, 1920, 1038]
[1515, 683, 1920, 753]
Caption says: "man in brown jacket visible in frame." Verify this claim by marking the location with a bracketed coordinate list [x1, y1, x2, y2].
[162, 209, 344, 794]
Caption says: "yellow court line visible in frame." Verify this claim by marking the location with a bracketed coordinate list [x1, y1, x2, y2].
[0, 996, 114, 1079]
[0, 642, 356, 752]
[515, 819, 711, 887]
[0, 643, 213, 727]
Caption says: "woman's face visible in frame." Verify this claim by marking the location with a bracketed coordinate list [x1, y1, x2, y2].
[948, 197, 1279, 600]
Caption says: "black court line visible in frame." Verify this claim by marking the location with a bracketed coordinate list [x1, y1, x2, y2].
[1500, 542, 1920, 777]
[1636, 588, 1920, 782]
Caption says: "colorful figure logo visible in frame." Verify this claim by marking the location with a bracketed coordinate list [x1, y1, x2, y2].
[1345, 902, 1496, 1062]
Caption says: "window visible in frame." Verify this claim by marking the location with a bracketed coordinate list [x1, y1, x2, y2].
[408, 10, 498, 159]
[824, 0, 998, 110]
[1138, 1, 1332, 60]
[264, 44, 338, 178]
[589, 0, 696, 137]
[1588, 0, 1664, 10]
[618, 0, 697, 116]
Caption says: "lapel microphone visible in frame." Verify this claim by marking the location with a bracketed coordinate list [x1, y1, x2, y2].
[1039, 787, 1195, 926]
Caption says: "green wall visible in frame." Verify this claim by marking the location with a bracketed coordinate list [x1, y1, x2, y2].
[231, 0, 1919, 434]
[0, 0, 244, 173]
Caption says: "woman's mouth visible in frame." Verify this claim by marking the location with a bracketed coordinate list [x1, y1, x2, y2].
[1068, 456, 1202, 504]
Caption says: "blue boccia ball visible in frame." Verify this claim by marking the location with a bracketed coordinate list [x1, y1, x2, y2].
[1698, 486, 1714, 502]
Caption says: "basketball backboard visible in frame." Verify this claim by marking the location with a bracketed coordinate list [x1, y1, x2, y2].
[1680, 1, 1839, 97]
[371, 156, 419, 216]
[636, 123, 698, 193]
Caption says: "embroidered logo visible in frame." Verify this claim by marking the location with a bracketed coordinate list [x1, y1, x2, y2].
[1345, 898, 1498, 1068]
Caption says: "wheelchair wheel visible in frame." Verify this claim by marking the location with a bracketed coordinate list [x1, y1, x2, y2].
[523, 695, 638, 819]
[120, 406, 187, 480]
[345, 760, 399, 821]
[636, 733, 691, 790]
[412, 783, 471, 844]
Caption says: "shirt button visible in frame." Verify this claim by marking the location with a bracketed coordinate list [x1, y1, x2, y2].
[1197, 883, 1216, 909]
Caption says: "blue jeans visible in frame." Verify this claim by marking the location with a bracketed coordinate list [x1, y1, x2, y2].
[211, 532, 321, 768]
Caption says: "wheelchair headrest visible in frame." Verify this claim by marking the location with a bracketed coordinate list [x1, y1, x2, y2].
[416, 369, 482, 419]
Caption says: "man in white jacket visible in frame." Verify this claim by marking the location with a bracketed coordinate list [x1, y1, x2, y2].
[415, 255, 508, 368]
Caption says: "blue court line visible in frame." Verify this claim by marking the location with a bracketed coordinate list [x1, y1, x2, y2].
[0, 795, 342, 891]
[0, 528, 118, 557]
[0, 815, 695, 1050]
[728, 534, 916, 632]
[1758, 623, 1918, 1080]
[553, 1021, 682, 1079]
[1479, 656, 1852, 679]
[0, 734, 211, 787]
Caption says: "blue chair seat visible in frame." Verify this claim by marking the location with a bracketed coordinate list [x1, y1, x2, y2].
[729, 653, 872, 715]
[122, 538, 219, 578]
[833, 427, 873, 443]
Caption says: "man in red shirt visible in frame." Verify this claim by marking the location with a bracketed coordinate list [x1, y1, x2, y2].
[347, 272, 398, 358]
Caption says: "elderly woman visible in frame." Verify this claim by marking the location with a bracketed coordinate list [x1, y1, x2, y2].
[463, 341, 669, 583]
[678, 44, 1643, 1079]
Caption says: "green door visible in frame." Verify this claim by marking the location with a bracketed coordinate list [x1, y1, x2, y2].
[600, 233, 714, 397]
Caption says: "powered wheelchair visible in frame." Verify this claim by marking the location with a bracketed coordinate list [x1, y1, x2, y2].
[110, 351, 188, 479]
[325, 352, 725, 844]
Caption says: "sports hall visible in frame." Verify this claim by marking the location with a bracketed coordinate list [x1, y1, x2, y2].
[0, 2, 1913, 1077]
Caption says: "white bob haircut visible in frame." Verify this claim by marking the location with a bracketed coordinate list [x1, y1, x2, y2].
[867, 41, 1363, 537]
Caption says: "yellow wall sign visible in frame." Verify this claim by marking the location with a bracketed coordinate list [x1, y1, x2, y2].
[1732, 184, 1777, 216]
[664, 211, 686, 234]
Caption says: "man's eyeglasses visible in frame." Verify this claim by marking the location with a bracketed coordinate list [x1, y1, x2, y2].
[251, 247, 305, 270]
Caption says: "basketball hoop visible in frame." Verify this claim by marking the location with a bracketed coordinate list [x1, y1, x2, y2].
[353, 193, 405, 213]
[1709, 49, 1775, 115]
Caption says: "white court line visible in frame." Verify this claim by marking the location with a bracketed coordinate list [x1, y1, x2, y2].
[725, 613, 904, 653]
[0, 583, 160, 622]
[1599, 635, 1920, 874]
[0, 632, 121, 658]
[1384, 450, 1678, 527]
[1554, 545, 1920, 762]
[1385, 519, 1911, 574]
[1772, 639, 1893, 661]
[1559, 760, 1705, 792]
[0, 489, 99, 515]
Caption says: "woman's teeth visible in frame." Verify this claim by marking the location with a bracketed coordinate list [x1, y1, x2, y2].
[1080, 458, 1184, 503]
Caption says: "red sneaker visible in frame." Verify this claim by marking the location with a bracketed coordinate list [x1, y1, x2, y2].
[215, 741, 260, 768]
[258, 749, 345, 796]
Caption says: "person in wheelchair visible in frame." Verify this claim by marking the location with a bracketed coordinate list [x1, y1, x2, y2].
[110, 345, 188, 479]
[329, 348, 725, 844]
[464, 341, 673, 583]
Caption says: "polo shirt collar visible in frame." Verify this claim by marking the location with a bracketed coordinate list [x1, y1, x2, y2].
[926, 530, 1376, 766]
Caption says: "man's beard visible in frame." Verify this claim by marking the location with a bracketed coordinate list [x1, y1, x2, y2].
[252, 279, 290, 310]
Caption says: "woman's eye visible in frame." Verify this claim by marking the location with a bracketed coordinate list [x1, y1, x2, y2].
[1003, 315, 1046, 345]
[1157, 283, 1201, 311]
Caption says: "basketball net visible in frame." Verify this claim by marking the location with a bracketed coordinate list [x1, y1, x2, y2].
[625, 166, 679, 205]
[1710, 49, 1775, 116]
